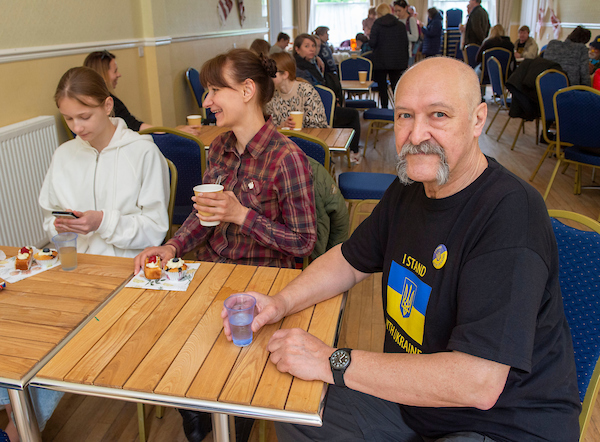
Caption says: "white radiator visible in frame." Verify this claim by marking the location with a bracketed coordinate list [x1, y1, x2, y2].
[0, 116, 59, 248]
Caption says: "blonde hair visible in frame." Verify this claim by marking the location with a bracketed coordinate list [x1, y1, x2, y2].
[488, 24, 505, 40]
[376, 3, 392, 17]
[83, 50, 115, 87]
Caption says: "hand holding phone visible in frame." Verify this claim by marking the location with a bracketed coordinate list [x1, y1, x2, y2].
[52, 211, 79, 219]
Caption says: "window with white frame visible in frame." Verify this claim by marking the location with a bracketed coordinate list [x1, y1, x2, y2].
[311, 0, 370, 47]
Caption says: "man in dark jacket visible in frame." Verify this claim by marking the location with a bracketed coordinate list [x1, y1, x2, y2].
[370, 3, 408, 108]
[462, 0, 490, 47]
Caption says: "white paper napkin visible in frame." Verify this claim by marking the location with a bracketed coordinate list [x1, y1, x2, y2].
[0, 247, 61, 284]
[125, 262, 200, 291]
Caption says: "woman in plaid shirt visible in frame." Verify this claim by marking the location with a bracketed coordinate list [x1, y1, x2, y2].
[134, 49, 317, 273]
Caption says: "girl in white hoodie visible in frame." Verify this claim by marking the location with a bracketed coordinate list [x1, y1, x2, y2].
[39, 66, 170, 258]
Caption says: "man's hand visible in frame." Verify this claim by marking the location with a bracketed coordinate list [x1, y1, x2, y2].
[193, 191, 249, 226]
[221, 291, 288, 339]
[133, 244, 176, 273]
[54, 210, 102, 234]
[267, 328, 334, 383]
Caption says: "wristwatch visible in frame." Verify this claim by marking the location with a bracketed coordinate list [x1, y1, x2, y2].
[329, 348, 352, 388]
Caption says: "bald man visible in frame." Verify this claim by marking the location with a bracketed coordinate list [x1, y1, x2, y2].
[228, 58, 580, 441]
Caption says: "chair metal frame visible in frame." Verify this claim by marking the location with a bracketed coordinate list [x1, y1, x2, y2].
[314, 84, 335, 127]
[363, 109, 394, 152]
[164, 158, 177, 241]
[543, 86, 600, 200]
[462, 44, 480, 69]
[548, 209, 600, 440]
[480, 47, 513, 86]
[530, 69, 569, 181]
[279, 129, 331, 173]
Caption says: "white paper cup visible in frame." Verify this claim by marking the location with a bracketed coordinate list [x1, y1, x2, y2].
[290, 111, 303, 130]
[187, 115, 202, 126]
[193, 184, 224, 226]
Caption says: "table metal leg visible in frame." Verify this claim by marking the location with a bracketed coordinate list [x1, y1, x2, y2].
[211, 412, 236, 442]
[7, 388, 42, 442]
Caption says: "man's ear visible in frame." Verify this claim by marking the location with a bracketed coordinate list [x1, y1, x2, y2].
[472, 101, 487, 137]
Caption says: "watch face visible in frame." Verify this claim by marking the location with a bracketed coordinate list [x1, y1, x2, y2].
[331, 350, 350, 369]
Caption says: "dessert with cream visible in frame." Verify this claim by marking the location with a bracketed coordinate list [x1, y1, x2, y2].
[144, 255, 162, 280]
[34, 247, 58, 263]
[15, 246, 33, 271]
[164, 257, 188, 280]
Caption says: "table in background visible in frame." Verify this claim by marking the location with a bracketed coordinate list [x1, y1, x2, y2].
[341, 80, 374, 95]
[32, 262, 345, 442]
[197, 125, 355, 168]
[0, 246, 132, 442]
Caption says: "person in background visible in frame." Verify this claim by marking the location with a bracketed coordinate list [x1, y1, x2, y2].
[83, 51, 199, 136]
[408, 5, 424, 62]
[249, 38, 271, 57]
[514, 25, 539, 59]
[393, 0, 419, 66]
[266, 51, 328, 129]
[543, 25, 592, 86]
[460, 0, 490, 47]
[0, 65, 170, 442]
[355, 33, 372, 54]
[588, 35, 600, 75]
[269, 32, 290, 54]
[293, 34, 362, 163]
[475, 24, 515, 77]
[362, 7, 377, 38]
[370, 3, 408, 109]
[314, 26, 337, 76]
[421, 8, 443, 58]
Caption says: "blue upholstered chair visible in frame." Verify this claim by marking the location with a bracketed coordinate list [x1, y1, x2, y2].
[279, 129, 330, 172]
[339, 56, 377, 109]
[314, 84, 335, 127]
[139, 127, 206, 229]
[548, 209, 600, 440]
[462, 44, 480, 69]
[530, 69, 569, 181]
[543, 86, 600, 200]
[338, 172, 396, 201]
[185, 67, 216, 124]
[363, 108, 394, 151]
[480, 47, 512, 86]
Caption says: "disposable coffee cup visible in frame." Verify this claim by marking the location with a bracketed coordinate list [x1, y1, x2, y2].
[187, 115, 202, 126]
[224, 293, 256, 347]
[52, 232, 78, 271]
[358, 71, 367, 83]
[193, 184, 224, 226]
[290, 111, 303, 130]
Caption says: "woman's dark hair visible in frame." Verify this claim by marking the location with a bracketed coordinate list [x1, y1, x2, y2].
[293, 33, 317, 55]
[355, 33, 369, 44]
[200, 49, 277, 110]
[566, 26, 591, 44]
[394, 0, 409, 9]
[54, 67, 111, 108]
[427, 7, 438, 19]
[83, 50, 115, 87]
[250, 39, 271, 57]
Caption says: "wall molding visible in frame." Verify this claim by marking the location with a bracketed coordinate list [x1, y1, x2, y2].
[0, 27, 270, 64]
[509, 21, 600, 30]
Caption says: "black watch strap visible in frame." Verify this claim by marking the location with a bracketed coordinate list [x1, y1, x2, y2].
[330, 348, 352, 388]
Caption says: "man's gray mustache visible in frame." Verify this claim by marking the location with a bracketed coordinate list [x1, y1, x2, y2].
[396, 141, 450, 186]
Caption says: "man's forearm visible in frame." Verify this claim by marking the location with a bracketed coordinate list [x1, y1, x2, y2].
[276, 244, 369, 316]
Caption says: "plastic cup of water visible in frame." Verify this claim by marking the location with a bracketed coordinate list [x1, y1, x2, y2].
[52, 232, 78, 271]
[224, 293, 256, 347]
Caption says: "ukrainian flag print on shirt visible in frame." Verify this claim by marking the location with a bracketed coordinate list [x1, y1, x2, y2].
[387, 260, 432, 347]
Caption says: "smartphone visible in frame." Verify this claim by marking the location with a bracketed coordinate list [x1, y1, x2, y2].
[52, 211, 79, 219]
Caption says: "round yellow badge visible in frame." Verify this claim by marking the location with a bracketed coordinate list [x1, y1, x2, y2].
[432, 244, 447, 269]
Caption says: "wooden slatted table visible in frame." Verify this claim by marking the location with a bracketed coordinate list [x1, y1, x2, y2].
[32, 262, 345, 442]
[197, 125, 355, 167]
[0, 246, 133, 442]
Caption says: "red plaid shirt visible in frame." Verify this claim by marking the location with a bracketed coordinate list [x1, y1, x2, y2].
[167, 118, 316, 268]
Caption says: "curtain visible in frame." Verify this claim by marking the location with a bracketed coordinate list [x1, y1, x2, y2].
[295, 0, 311, 35]
[496, 0, 512, 34]
[521, 0, 540, 38]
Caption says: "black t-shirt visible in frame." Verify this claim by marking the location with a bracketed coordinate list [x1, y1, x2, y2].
[341, 157, 580, 442]
[111, 94, 143, 132]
